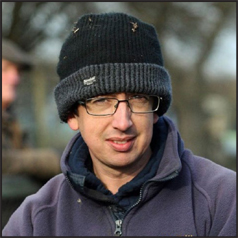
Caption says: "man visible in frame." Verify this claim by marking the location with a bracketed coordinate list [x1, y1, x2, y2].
[2, 39, 61, 228]
[3, 13, 236, 236]
[2, 39, 33, 112]
[2, 39, 34, 151]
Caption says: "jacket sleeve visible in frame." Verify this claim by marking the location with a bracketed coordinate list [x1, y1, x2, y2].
[193, 156, 236, 236]
[209, 167, 236, 236]
[2, 196, 34, 236]
[2, 174, 65, 236]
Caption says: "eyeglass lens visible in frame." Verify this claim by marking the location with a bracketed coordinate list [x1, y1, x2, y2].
[84, 95, 160, 116]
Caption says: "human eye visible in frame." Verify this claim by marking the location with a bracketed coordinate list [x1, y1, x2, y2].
[130, 95, 149, 103]
[86, 97, 115, 115]
[90, 97, 108, 105]
[88, 97, 115, 107]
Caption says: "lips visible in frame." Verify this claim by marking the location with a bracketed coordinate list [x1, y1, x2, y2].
[106, 136, 135, 152]
[112, 140, 128, 144]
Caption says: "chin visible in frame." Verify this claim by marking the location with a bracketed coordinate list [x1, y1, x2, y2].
[109, 155, 138, 168]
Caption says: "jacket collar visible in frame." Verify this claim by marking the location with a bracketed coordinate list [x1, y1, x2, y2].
[153, 116, 183, 180]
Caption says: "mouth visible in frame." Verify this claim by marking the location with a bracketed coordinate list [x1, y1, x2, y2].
[112, 140, 129, 144]
[107, 136, 135, 152]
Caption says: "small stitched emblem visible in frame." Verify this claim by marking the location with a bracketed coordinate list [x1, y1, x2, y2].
[83, 76, 96, 85]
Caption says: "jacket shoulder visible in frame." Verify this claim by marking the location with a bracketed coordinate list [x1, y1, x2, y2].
[186, 154, 236, 192]
[181, 151, 236, 236]
[2, 174, 69, 236]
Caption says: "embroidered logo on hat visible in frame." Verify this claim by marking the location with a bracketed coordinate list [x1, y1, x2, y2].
[83, 76, 96, 85]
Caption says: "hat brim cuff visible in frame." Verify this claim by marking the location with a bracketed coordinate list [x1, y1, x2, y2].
[54, 63, 172, 122]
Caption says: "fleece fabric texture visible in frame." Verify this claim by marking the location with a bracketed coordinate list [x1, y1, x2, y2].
[2, 116, 236, 236]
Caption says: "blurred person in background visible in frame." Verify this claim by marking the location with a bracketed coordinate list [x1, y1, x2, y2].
[2, 13, 236, 236]
[2, 38, 61, 228]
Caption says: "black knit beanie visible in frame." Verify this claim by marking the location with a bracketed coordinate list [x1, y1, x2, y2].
[54, 12, 172, 122]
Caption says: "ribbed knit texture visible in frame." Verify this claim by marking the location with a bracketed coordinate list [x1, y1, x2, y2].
[54, 13, 172, 122]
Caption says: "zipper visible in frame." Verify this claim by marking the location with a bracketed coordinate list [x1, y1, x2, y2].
[111, 170, 179, 236]
[125, 170, 179, 214]
[67, 169, 179, 236]
[65, 173, 124, 236]
[109, 205, 124, 236]
[111, 183, 144, 236]
[114, 219, 122, 236]
[65, 174, 75, 190]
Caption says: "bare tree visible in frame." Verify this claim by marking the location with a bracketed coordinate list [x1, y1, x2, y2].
[2, 2, 236, 169]
[3, 2, 98, 51]
[124, 2, 235, 168]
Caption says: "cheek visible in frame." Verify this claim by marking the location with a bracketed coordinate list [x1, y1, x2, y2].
[79, 119, 105, 144]
[80, 126, 104, 157]
[133, 115, 155, 141]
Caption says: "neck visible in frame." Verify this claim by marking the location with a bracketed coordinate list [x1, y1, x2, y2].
[93, 167, 138, 194]
[92, 150, 152, 194]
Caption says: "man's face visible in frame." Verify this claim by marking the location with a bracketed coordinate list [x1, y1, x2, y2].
[2, 59, 20, 110]
[68, 93, 159, 173]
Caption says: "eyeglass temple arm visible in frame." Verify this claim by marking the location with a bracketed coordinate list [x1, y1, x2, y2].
[78, 100, 85, 105]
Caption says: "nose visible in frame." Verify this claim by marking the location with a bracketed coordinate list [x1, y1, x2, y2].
[111, 100, 133, 131]
[7, 66, 20, 86]
[12, 68, 20, 85]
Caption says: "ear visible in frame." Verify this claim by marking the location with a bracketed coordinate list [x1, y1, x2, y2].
[67, 114, 79, 131]
[153, 113, 159, 124]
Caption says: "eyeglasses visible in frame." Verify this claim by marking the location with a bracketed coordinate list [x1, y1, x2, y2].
[78, 95, 161, 116]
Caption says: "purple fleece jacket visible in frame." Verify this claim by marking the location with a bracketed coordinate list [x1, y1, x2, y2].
[2, 116, 236, 236]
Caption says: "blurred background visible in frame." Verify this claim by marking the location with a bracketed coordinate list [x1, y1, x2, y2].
[2, 2, 236, 169]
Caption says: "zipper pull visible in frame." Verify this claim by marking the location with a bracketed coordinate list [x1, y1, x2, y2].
[114, 219, 122, 236]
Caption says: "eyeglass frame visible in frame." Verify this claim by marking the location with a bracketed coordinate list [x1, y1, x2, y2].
[77, 94, 162, 116]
